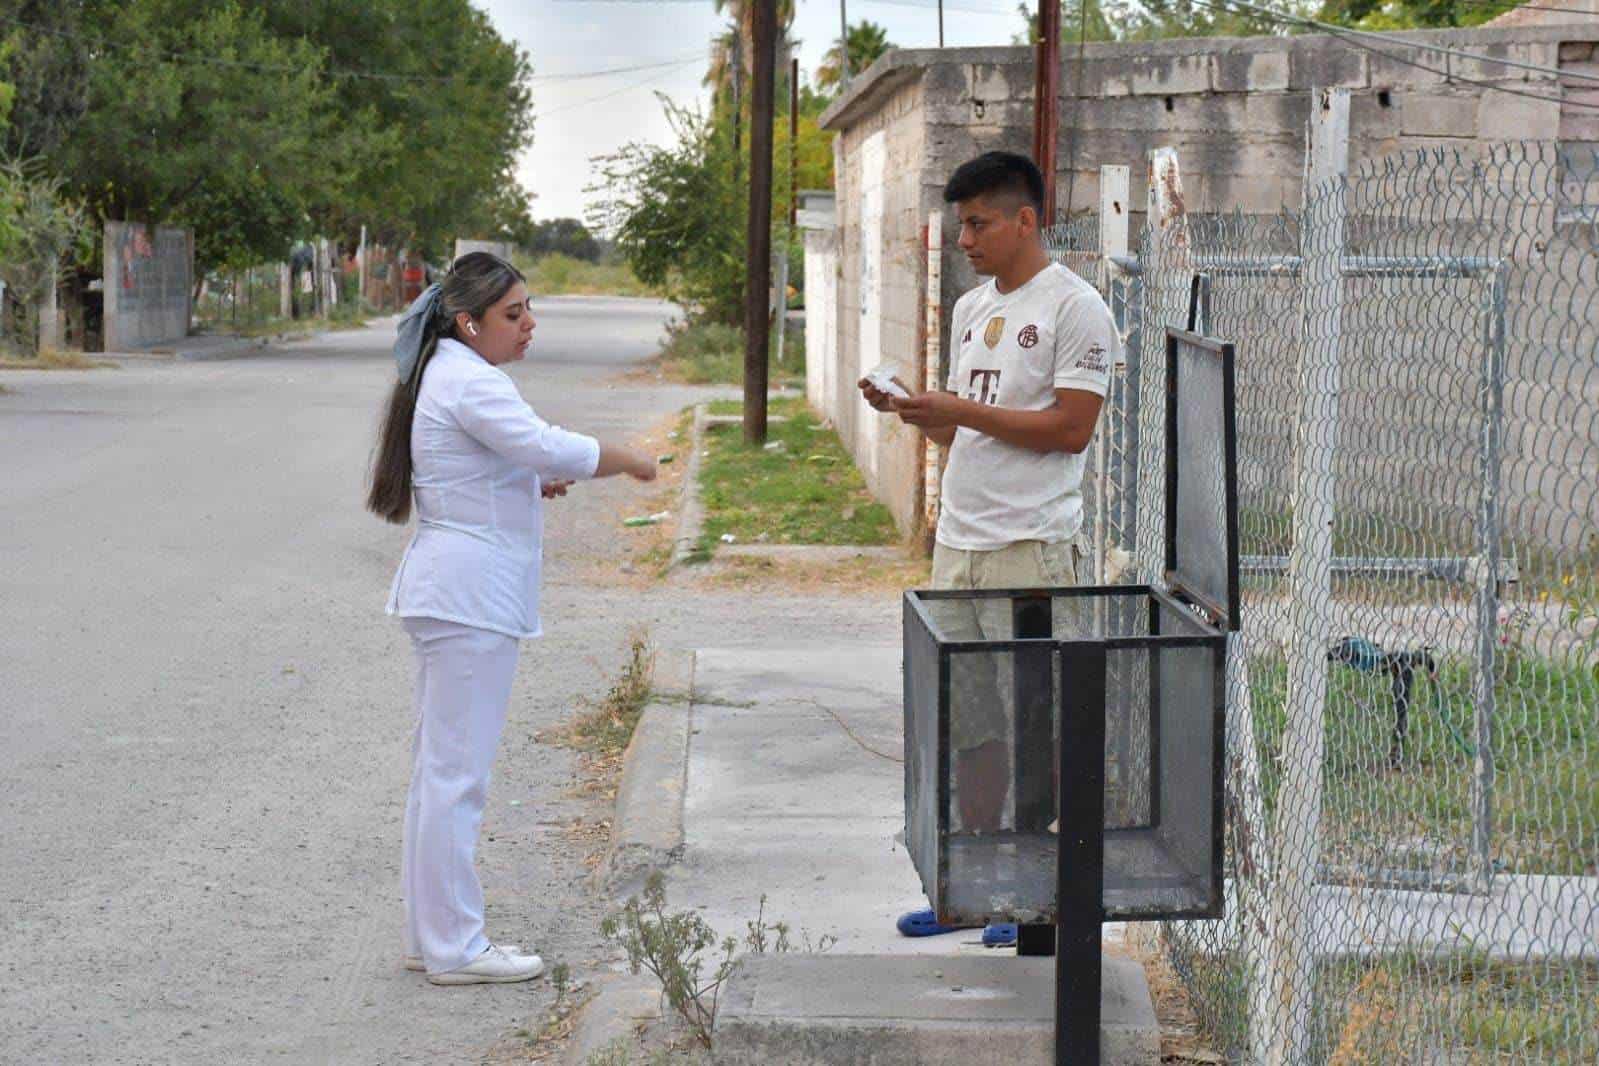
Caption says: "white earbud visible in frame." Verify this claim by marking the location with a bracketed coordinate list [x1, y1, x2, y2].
[466, 321, 479, 337]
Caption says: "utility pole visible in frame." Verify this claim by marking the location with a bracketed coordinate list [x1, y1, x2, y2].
[938, 1, 945, 47]
[839, 1, 850, 83]
[743, 0, 777, 445]
[732, 33, 744, 190]
[789, 57, 799, 229]
[1032, 0, 1061, 224]
[773, 55, 800, 367]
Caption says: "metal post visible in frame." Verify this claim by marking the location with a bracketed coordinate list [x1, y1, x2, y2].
[1095, 166, 1131, 585]
[923, 210, 944, 541]
[1265, 87, 1348, 1066]
[839, 1, 849, 82]
[1138, 147, 1188, 582]
[1016, 594, 1057, 959]
[1033, 1, 1062, 223]
[742, 0, 777, 446]
[938, 0, 945, 47]
[1056, 642, 1107, 1065]
[1470, 265, 1508, 894]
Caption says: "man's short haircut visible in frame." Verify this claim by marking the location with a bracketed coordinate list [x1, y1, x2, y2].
[942, 152, 1044, 214]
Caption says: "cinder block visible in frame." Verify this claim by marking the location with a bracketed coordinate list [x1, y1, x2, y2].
[1212, 49, 1290, 94]
[1289, 40, 1369, 90]
[1477, 87, 1560, 141]
[921, 61, 966, 99]
[1128, 53, 1211, 96]
[968, 63, 1014, 103]
[1245, 91, 1312, 137]
[1350, 90, 1403, 139]
[1399, 91, 1479, 138]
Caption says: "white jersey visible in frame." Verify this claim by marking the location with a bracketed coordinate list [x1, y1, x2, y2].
[936, 262, 1116, 551]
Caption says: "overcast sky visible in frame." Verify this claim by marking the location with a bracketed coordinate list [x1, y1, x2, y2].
[479, 0, 1027, 223]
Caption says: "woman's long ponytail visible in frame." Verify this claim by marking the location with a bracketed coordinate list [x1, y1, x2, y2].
[364, 252, 526, 525]
[366, 318, 443, 525]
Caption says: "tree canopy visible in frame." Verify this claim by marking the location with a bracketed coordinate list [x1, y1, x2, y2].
[0, 0, 535, 274]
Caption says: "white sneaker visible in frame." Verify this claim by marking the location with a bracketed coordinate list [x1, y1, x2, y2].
[403, 944, 521, 973]
[426, 944, 545, 986]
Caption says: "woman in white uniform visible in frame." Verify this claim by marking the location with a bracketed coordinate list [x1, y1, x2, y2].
[367, 252, 656, 985]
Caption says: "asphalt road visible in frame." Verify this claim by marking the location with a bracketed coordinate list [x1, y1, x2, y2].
[0, 297, 707, 1065]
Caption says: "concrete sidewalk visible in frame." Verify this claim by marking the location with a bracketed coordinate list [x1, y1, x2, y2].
[673, 644, 970, 956]
[581, 644, 1159, 1065]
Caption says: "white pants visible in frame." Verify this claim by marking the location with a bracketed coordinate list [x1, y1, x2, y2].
[400, 616, 521, 973]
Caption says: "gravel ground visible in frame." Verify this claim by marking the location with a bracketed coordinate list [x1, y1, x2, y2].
[0, 301, 899, 1065]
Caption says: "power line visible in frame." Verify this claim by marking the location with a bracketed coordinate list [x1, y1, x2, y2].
[1193, 0, 1599, 85]
[0, 13, 705, 86]
[537, 58, 707, 117]
[1449, 0, 1599, 15]
[1191, 0, 1599, 109]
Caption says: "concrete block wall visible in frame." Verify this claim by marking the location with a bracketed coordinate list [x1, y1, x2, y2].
[103, 222, 193, 353]
[830, 76, 929, 537]
[818, 23, 1599, 542]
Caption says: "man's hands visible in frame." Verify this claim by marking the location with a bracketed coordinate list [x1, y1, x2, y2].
[858, 375, 961, 447]
[542, 478, 573, 499]
[888, 390, 963, 429]
[857, 374, 906, 413]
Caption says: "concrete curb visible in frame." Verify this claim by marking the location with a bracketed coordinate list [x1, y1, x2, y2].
[669, 404, 709, 570]
[561, 972, 665, 1066]
[596, 649, 696, 899]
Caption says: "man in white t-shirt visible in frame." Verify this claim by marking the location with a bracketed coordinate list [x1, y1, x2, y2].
[861, 151, 1116, 897]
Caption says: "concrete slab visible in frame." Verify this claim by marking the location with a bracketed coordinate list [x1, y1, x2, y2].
[669, 647, 1137, 959]
[674, 646, 964, 956]
[713, 954, 1159, 1066]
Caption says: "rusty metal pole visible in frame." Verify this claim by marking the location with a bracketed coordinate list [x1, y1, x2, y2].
[743, 0, 777, 446]
[1032, 0, 1062, 225]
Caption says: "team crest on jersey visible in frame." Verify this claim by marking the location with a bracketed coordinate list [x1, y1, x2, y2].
[983, 316, 1006, 349]
[1017, 324, 1039, 348]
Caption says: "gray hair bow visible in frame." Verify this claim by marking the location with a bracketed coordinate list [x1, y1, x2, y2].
[394, 283, 445, 384]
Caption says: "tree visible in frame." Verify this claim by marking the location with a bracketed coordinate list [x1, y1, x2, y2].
[0, 158, 92, 354]
[51, 1, 336, 274]
[588, 98, 745, 324]
[0, 1, 98, 160]
[1012, 0, 1302, 43]
[816, 20, 893, 92]
[527, 218, 601, 262]
[1315, 0, 1515, 28]
[258, 0, 535, 257]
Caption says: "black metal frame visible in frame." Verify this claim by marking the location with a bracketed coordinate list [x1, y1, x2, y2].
[1163, 327, 1242, 632]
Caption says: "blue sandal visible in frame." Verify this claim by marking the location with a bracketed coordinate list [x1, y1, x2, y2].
[982, 923, 1018, 947]
[896, 907, 958, 937]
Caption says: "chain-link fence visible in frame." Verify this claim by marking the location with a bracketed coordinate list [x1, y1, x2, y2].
[1050, 140, 1598, 1063]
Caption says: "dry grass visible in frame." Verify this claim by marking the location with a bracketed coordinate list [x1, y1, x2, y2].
[1124, 926, 1231, 1064]
[0, 347, 117, 370]
[682, 551, 931, 594]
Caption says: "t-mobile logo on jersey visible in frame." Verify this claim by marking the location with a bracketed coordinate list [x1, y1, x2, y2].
[966, 368, 1002, 406]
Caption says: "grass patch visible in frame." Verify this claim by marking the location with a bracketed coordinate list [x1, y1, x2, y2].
[1319, 954, 1597, 1064]
[516, 251, 662, 298]
[0, 347, 117, 370]
[1162, 938, 1597, 1063]
[1248, 650, 1598, 876]
[657, 319, 804, 387]
[698, 396, 897, 548]
[565, 633, 656, 758]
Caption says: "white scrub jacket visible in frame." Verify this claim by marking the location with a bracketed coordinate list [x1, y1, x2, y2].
[386, 337, 601, 639]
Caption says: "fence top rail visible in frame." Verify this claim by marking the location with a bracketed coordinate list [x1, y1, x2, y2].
[1099, 253, 1503, 280]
